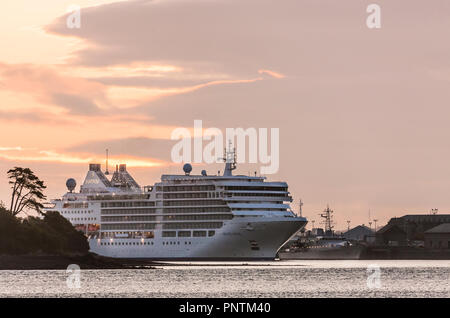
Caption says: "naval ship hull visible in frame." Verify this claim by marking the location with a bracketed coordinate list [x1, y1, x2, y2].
[89, 216, 306, 260]
[278, 245, 364, 260]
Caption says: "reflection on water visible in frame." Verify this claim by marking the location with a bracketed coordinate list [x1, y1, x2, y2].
[0, 260, 449, 297]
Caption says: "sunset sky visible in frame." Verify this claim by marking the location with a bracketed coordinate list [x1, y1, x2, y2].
[1, 0, 450, 229]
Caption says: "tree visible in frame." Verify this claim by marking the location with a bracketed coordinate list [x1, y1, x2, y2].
[8, 167, 47, 216]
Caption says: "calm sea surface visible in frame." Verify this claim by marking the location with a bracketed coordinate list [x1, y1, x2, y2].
[0, 260, 449, 297]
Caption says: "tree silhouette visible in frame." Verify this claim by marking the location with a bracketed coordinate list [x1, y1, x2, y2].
[8, 167, 47, 216]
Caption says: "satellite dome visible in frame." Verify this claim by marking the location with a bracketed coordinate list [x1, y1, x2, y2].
[201, 170, 207, 176]
[66, 178, 77, 193]
[183, 163, 192, 175]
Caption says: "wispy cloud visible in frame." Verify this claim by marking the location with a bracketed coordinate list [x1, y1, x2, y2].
[0, 146, 24, 151]
[0, 60, 280, 119]
[0, 146, 167, 168]
[0, 62, 108, 116]
[258, 69, 285, 79]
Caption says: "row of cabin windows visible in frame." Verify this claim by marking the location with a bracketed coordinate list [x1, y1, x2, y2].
[101, 208, 156, 215]
[163, 214, 232, 221]
[163, 200, 226, 207]
[101, 241, 154, 246]
[101, 207, 232, 215]
[68, 217, 97, 222]
[99, 241, 196, 246]
[163, 192, 222, 199]
[101, 221, 223, 230]
[162, 230, 215, 237]
[162, 222, 223, 230]
[101, 214, 231, 222]
[227, 193, 289, 198]
[98, 230, 214, 239]
[99, 231, 154, 239]
[157, 185, 215, 192]
[102, 223, 156, 230]
[101, 215, 156, 222]
[63, 203, 89, 209]
[101, 201, 155, 208]
[224, 186, 288, 191]
[101, 241, 198, 246]
[89, 194, 150, 201]
[163, 207, 230, 213]
[61, 210, 93, 214]
[100, 241, 207, 246]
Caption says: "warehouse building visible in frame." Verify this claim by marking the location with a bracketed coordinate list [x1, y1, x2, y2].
[343, 225, 373, 241]
[424, 223, 450, 249]
[376, 214, 450, 246]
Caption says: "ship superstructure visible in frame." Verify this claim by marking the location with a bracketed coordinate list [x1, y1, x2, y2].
[45, 149, 307, 260]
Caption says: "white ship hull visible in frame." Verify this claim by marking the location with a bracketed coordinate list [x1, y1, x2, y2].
[48, 159, 308, 261]
[89, 216, 306, 260]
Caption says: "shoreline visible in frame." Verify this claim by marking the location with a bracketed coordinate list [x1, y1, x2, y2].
[3, 247, 450, 270]
[0, 254, 161, 270]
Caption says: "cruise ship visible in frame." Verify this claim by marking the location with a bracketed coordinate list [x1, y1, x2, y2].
[45, 149, 307, 260]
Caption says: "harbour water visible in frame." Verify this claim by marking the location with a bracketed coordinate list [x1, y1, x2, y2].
[0, 260, 449, 298]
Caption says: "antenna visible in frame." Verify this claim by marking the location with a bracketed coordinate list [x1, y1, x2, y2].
[347, 220, 351, 232]
[298, 199, 303, 217]
[222, 140, 237, 176]
[319, 204, 335, 233]
[105, 149, 110, 175]
[373, 219, 378, 232]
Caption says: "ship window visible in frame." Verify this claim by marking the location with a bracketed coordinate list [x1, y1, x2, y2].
[178, 231, 191, 237]
[208, 231, 215, 237]
[162, 231, 176, 237]
[193, 231, 206, 237]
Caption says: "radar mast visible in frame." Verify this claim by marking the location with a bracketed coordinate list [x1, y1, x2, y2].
[319, 205, 335, 235]
[105, 149, 110, 175]
[222, 140, 237, 176]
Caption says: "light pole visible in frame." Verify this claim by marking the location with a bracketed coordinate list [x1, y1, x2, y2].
[373, 219, 378, 232]
[347, 220, 351, 232]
